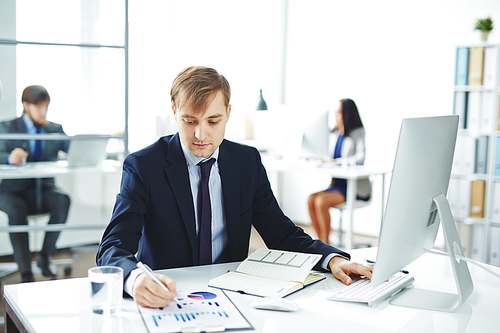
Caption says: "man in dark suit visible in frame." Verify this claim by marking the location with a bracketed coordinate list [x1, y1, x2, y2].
[0, 85, 70, 283]
[97, 66, 373, 308]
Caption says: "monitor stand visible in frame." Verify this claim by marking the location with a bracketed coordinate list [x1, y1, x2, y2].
[389, 193, 474, 312]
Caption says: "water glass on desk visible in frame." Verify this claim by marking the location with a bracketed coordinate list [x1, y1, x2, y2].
[88, 266, 123, 315]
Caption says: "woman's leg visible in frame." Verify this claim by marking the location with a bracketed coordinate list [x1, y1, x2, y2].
[313, 191, 346, 244]
[308, 192, 321, 239]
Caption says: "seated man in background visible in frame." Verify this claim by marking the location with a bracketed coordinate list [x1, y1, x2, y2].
[97, 66, 373, 308]
[0, 85, 70, 283]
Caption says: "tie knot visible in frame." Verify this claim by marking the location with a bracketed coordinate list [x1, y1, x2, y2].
[34, 124, 43, 133]
[198, 158, 215, 179]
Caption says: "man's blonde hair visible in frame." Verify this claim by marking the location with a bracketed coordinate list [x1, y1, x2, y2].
[171, 66, 231, 114]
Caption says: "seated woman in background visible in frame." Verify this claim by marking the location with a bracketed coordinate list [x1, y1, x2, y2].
[307, 98, 371, 245]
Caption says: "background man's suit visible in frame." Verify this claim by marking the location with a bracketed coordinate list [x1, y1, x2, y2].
[0, 116, 70, 276]
[97, 133, 350, 281]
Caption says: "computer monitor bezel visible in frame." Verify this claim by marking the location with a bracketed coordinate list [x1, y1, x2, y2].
[371, 115, 473, 311]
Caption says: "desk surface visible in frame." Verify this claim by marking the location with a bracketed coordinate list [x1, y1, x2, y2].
[4, 247, 500, 333]
[261, 156, 391, 179]
[0, 160, 122, 180]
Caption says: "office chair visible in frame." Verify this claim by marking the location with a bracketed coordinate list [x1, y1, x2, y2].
[329, 196, 373, 249]
[0, 213, 73, 281]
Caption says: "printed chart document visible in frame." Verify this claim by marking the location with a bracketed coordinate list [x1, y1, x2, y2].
[209, 249, 325, 298]
[138, 287, 252, 333]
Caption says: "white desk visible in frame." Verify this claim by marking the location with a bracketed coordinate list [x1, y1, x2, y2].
[0, 160, 122, 252]
[4, 247, 500, 332]
[263, 157, 391, 249]
[0, 160, 121, 233]
[0, 160, 122, 180]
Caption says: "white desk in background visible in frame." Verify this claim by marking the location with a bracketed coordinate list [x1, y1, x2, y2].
[262, 157, 391, 249]
[4, 247, 500, 333]
[0, 160, 122, 254]
[0, 160, 122, 180]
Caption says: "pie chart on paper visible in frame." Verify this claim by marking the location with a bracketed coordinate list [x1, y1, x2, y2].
[187, 291, 217, 300]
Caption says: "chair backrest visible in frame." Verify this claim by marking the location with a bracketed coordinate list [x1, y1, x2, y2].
[333, 198, 372, 211]
[333, 175, 374, 211]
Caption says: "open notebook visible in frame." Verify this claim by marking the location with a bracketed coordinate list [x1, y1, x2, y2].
[209, 249, 325, 298]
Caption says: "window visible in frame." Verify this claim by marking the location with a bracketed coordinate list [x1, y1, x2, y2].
[7, 0, 126, 137]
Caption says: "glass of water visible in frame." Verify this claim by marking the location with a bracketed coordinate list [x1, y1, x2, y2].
[88, 266, 123, 315]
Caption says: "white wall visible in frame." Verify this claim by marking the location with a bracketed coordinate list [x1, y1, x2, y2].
[128, 0, 284, 153]
[127, 0, 500, 238]
[285, 0, 500, 167]
[277, 0, 500, 237]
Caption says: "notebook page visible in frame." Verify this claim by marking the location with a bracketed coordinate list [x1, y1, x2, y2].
[236, 249, 322, 283]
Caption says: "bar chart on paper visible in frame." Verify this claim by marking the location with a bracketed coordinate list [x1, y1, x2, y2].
[138, 288, 252, 333]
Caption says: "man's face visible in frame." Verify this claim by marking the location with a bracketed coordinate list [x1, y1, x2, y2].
[173, 91, 231, 158]
[23, 100, 49, 126]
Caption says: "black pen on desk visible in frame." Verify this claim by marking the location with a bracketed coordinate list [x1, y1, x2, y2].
[136, 261, 181, 307]
[364, 259, 409, 274]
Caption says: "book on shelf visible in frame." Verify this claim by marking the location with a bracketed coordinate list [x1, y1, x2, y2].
[208, 248, 326, 298]
[453, 135, 475, 175]
[453, 91, 468, 129]
[492, 182, 500, 223]
[498, 96, 500, 131]
[470, 179, 486, 218]
[455, 47, 469, 86]
[483, 46, 498, 88]
[447, 178, 460, 217]
[481, 92, 494, 133]
[475, 136, 489, 174]
[468, 47, 485, 86]
[470, 224, 485, 261]
[495, 136, 500, 177]
[490, 225, 500, 267]
[466, 91, 481, 130]
[456, 222, 472, 257]
[458, 179, 472, 218]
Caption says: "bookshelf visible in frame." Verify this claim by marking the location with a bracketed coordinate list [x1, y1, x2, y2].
[450, 43, 500, 267]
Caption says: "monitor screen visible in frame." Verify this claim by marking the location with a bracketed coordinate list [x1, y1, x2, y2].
[371, 115, 472, 311]
[372, 115, 473, 311]
[373, 115, 459, 285]
[300, 109, 330, 160]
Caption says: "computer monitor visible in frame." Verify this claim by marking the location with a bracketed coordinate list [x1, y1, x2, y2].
[371, 115, 473, 312]
[300, 109, 330, 160]
[66, 136, 109, 167]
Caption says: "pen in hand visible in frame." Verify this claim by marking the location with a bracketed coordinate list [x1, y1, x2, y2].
[136, 261, 181, 308]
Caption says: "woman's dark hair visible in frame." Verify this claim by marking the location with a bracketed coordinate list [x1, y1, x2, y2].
[340, 98, 363, 137]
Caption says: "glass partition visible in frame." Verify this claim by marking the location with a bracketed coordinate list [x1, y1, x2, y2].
[16, 0, 125, 46]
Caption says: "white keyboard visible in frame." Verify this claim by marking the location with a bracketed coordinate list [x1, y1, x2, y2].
[327, 272, 414, 308]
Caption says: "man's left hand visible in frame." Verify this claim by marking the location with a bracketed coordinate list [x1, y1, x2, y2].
[328, 256, 374, 285]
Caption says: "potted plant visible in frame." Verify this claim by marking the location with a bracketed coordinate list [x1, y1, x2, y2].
[474, 17, 493, 42]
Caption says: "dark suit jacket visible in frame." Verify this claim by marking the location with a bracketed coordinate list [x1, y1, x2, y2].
[97, 134, 350, 280]
[0, 117, 70, 193]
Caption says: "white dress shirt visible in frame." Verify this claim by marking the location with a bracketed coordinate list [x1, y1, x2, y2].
[124, 143, 228, 295]
[124, 140, 341, 295]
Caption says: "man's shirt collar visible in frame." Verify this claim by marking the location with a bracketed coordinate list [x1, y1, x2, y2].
[180, 140, 219, 169]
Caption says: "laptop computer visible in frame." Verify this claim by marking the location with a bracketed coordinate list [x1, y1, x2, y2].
[66, 137, 108, 167]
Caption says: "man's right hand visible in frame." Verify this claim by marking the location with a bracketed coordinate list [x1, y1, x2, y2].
[10, 148, 28, 165]
[132, 272, 178, 308]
